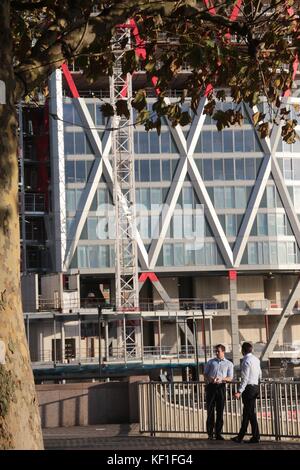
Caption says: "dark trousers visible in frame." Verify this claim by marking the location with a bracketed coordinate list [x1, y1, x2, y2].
[238, 385, 260, 440]
[206, 383, 225, 437]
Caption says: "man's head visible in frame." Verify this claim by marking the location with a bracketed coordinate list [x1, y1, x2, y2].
[215, 344, 225, 360]
[241, 342, 253, 356]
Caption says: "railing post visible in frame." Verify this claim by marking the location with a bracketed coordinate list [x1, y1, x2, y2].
[149, 382, 156, 437]
[272, 382, 281, 441]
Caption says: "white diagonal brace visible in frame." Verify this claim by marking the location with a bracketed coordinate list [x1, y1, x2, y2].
[271, 157, 300, 248]
[63, 97, 148, 270]
[261, 275, 300, 362]
[233, 104, 281, 267]
[148, 98, 234, 269]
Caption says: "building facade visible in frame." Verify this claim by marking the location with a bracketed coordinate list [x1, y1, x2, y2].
[19, 61, 300, 380]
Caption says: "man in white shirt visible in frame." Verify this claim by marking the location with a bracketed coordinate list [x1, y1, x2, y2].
[231, 342, 262, 444]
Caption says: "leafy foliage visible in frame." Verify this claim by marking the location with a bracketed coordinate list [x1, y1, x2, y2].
[8, 0, 300, 142]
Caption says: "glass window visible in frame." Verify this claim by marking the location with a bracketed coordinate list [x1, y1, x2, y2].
[75, 160, 86, 182]
[87, 218, 98, 240]
[267, 214, 276, 236]
[248, 242, 258, 264]
[139, 132, 149, 153]
[214, 187, 225, 209]
[224, 187, 234, 208]
[64, 133, 74, 154]
[170, 134, 178, 153]
[96, 105, 104, 126]
[140, 188, 150, 210]
[223, 131, 233, 152]
[284, 158, 293, 179]
[149, 132, 160, 153]
[86, 103, 95, 122]
[257, 213, 268, 236]
[205, 243, 215, 265]
[135, 160, 139, 182]
[88, 246, 99, 268]
[65, 161, 75, 183]
[78, 246, 88, 268]
[226, 214, 236, 236]
[174, 243, 184, 266]
[66, 190, 76, 212]
[254, 133, 262, 152]
[134, 133, 139, 153]
[185, 244, 195, 265]
[162, 160, 171, 180]
[266, 186, 276, 208]
[97, 217, 109, 239]
[64, 103, 74, 123]
[203, 159, 213, 180]
[75, 132, 85, 154]
[224, 159, 234, 180]
[278, 242, 287, 264]
[293, 159, 300, 180]
[244, 130, 254, 152]
[99, 246, 109, 267]
[151, 214, 159, 239]
[269, 242, 277, 264]
[245, 158, 255, 179]
[287, 242, 296, 264]
[234, 130, 243, 151]
[173, 214, 183, 239]
[140, 216, 150, 238]
[195, 134, 202, 153]
[75, 189, 82, 208]
[294, 187, 300, 210]
[150, 160, 161, 181]
[202, 131, 212, 153]
[214, 159, 224, 180]
[161, 132, 170, 153]
[183, 187, 193, 208]
[163, 244, 173, 266]
[140, 160, 150, 181]
[195, 243, 205, 265]
[212, 131, 222, 152]
[235, 158, 245, 179]
[86, 161, 93, 180]
[171, 159, 179, 178]
[183, 214, 193, 238]
[276, 214, 286, 236]
[235, 187, 246, 208]
[150, 188, 162, 208]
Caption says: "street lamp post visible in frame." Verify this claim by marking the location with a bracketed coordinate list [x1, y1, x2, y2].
[201, 304, 207, 364]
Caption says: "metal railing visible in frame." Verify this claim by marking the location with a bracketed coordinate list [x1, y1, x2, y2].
[138, 381, 300, 440]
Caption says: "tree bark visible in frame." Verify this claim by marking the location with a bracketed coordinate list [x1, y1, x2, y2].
[0, 0, 43, 449]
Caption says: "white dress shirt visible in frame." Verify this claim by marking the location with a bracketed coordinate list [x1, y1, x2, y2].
[238, 353, 262, 393]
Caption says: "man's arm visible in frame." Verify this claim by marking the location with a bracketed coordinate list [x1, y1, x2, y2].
[222, 362, 234, 383]
[204, 361, 215, 383]
[238, 360, 250, 394]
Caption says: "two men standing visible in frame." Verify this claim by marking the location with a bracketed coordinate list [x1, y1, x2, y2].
[204, 342, 261, 443]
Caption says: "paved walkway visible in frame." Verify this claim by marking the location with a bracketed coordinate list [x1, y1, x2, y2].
[43, 424, 300, 450]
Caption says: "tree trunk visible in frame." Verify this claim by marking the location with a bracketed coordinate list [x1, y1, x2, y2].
[0, 0, 43, 449]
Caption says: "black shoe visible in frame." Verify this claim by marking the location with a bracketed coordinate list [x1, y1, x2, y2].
[207, 435, 214, 440]
[245, 438, 260, 444]
[215, 435, 225, 441]
[231, 436, 243, 443]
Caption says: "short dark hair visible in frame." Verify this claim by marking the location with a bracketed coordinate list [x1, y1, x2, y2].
[215, 344, 225, 352]
[242, 342, 253, 354]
